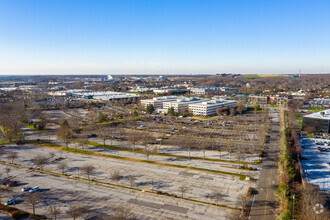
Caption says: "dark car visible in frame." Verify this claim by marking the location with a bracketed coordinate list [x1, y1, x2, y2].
[6, 180, 18, 187]
[5, 198, 16, 205]
[1, 179, 11, 186]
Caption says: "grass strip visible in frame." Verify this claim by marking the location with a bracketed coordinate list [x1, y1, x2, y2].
[79, 140, 254, 165]
[29, 140, 249, 179]
[23, 124, 50, 133]
[79, 116, 143, 130]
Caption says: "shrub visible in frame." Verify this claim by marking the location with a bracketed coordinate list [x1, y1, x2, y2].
[277, 210, 293, 220]
[247, 187, 254, 196]
[239, 175, 246, 180]
[12, 211, 30, 220]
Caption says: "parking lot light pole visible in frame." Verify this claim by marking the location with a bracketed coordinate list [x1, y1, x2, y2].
[292, 195, 295, 216]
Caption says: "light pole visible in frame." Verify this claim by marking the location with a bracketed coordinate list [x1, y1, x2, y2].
[292, 195, 295, 217]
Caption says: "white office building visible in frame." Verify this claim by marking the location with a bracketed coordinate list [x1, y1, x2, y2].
[163, 97, 209, 114]
[140, 96, 178, 108]
[189, 99, 237, 116]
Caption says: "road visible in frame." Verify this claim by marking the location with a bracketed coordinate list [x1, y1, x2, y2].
[249, 109, 280, 220]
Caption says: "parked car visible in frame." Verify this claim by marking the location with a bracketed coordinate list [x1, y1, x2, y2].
[1, 179, 11, 186]
[22, 186, 32, 192]
[5, 198, 16, 205]
[6, 180, 17, 187]
[29, 186, 39, 193]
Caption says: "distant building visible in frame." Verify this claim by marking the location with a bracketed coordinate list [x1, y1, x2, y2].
[153, 88, 187, 94]
[189, 99, 237, 116]
[70, 91, 139, 101]
[163, 97, 209, 114]
[306, 98, 330, 109]
[302, 109, 330, 133]
[190, 87, 238, 95]
[140, 96, 178, 108]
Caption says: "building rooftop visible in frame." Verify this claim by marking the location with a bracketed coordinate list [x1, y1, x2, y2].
[303, 109, 330, 120]
[192, 99, 236, 106]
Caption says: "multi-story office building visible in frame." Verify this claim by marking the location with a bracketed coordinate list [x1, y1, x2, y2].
[163, 97, 209, 114]
[140, 96, 178, 108]
[189, 99, 237, 116]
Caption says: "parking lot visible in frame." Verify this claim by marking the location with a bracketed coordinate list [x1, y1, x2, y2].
[300, 138, 330, 191]
[3, 143, 254, 209]
[1, 163, 235, 219]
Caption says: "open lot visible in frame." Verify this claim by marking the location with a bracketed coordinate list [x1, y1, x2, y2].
[0, 163, 237, 219]
[3, 143, 254, 208]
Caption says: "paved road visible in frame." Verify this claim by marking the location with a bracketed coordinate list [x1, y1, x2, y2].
[249, 109, 280, 220]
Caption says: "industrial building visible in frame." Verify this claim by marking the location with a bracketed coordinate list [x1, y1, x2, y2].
[189, 99, 237, 116]
[163, 97, 209, 114]
[152, 88, 187, 94]
[190, 87, 238, 95]
[140, 96, 178, 108]
[70, 91, 139, 101]
[302, 109, 330, 133]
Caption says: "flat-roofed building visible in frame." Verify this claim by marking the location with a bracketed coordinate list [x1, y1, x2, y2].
[163, 97, 209, 114]
[189, 99, 237, 116]
[302, 109, 330, 133]
[140, 96, 178, 108]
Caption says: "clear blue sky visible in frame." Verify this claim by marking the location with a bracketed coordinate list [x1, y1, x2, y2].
[0, 0, 329, 75]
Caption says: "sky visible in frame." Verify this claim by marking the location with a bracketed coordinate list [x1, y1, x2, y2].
[0, 0, 330, 75]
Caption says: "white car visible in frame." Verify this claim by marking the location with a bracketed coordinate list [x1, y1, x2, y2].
[29, 186, 39, 193]
[21, 186, 32, 192]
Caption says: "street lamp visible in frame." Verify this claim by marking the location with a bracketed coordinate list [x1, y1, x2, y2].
[292, 195, 295, 216]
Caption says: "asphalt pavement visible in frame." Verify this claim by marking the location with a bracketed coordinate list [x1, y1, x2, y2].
[249, 109, 280, 220]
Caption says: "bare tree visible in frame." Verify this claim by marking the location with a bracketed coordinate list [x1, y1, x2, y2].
[5, 167, 10, 177]
[179, 184, 188, 198]
[183, 135, 194, 158]
[227, 209, 242, 220]
[141, 133, 154, 161]
[48, 204, 61, 220]
[0, 146, 5, 159]
[0, 185, 11, 204]
[78, 137, 89, 152]
[33, 154, 48, 170]
[49, 152, 55, 159]
[7, 151, 18, 164]
[128, 175, 136, 187]
[57, 120, 73, 150]
[66, 205, 88, 220]
[236, 102, 246, 115]
[111, 206, 135, 220]
[111, 170, 120, 185]
[212, 190, 222, 205]
[199, 138, 210, 159]
[126, 130, 141, 151]
[26, 191, 42, 215]
[57, 162, 68, 175]
[82, 164, 95, 180]
[96, 125, 109, 146]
